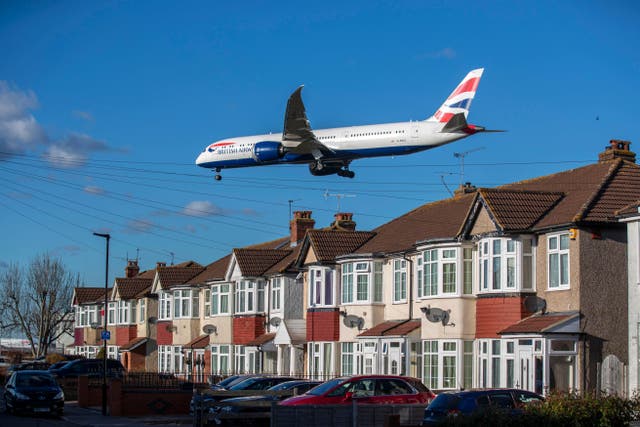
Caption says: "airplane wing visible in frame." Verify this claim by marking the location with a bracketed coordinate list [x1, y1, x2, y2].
[282, 86, 333, 159]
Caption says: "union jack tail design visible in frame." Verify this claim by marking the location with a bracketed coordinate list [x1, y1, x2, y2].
[427, 68, 484, 123]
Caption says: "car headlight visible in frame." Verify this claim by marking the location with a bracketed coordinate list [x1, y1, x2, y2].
[15, 392, 31, 401]
[54, 390, 65, 400]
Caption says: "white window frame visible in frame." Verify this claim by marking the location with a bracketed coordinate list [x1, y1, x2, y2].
[340, 261, 380, 305]
[159, 291, 172, 320]
[309, 267, 336, 308]
[235, 280, 266, 314]
[211, 284, 231, 315]
[308, 341, 335, 380]
[138, 299, 146, 324]
[393, 259, 407, 303]
[210, 344, 231, 375]
[417, 246, 461, 298]
[107, 302, 117, 326]
[341, 342, 355, 376]
[548, 233, 570, 290]
[173, 289, 200, 319]
[117, 300, 130, 325]
[478, 237, 536, 293]
[270, 276, 282, 312]
[204, 289, 211, 317]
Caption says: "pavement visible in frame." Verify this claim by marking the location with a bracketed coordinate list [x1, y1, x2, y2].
[61, 402, 193, 427]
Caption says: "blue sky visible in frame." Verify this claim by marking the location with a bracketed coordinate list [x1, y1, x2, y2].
[0, 1, 638, 286]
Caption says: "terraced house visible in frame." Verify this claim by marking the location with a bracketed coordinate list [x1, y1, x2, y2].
[70, 140, 640, 395]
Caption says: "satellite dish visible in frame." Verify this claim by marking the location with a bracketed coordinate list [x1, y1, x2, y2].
[524, 296, 547, 314]
[422, 306, 453, 327]
[202, 324, 217, 335]
[269, 317, 282, 327]
[147, 316, 157, 325]
[343, 315, 364, 330]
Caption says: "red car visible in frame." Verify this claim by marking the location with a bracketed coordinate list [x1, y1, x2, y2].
[279, 375, 435, 406]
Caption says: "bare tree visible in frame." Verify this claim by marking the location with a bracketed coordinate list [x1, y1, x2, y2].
[0, 254, 79, 358]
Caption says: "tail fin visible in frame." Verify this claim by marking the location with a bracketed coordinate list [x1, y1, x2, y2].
[427, 68, 484, 123]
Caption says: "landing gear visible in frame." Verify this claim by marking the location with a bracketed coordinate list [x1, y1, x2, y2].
[213, 168, 222, 181]
[338, 169, 355, 178]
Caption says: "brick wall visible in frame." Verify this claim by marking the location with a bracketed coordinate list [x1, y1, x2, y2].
[233, 315, 266, 344]
[307, 309, 340, 341]
[476, 295, 531, 338]
[115, 325, 138, 346]
[157, 321, 174, 346]
[74, 328, 84, 346]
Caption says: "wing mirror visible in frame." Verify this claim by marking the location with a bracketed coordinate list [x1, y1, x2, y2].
[344, 391, 354, 401]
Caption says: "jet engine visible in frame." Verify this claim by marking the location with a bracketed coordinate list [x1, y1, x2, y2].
[253, 141, 285, 162]
[308, 161, 343, 176]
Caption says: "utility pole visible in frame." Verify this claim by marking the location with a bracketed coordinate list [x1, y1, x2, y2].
[93, 232, 110, 417]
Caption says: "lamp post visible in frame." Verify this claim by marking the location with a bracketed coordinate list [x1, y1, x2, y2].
[93, 232, 110, 416]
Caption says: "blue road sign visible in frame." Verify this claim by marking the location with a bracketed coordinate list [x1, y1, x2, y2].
[101, 330, 111, 341]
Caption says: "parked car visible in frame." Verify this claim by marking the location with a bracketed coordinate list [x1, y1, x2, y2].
[421, 389, 544, 426]
[280, 375, 435, 406]
[191, 376, 297, 415]
[212, 380, 322, 425]
[4, 370, 65, 416]
[209, 374, 259, 390]
[47, 361, 70, 373]
[7, 361, 50, 374]
[51, 358, 124, 379]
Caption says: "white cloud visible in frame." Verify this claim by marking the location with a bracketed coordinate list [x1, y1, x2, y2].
[124, 218, 155, 234]
[182, 201, 223, 217]
[72, 110, 94, 122]
[84, 185, 105, 195]
[0, 81, 47, 158]
[45, 133, 115, 168]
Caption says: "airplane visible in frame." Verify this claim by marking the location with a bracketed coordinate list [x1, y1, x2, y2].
[196, 68, 496, 180]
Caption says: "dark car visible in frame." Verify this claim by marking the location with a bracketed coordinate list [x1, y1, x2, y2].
[280, 375, 435, 406]
[212, 380, 322, 425]
[209, 374, 259, 391]
[421, 388, 544, 426]
[48, 361, 70, 373]
[192, 376, 297, 415]
[8, 361, 50, 374]
[4, 370, 65, 416]
[51, 358, 124, 379]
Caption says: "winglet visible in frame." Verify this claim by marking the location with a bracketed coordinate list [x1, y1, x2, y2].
[427, 68, 484, 123]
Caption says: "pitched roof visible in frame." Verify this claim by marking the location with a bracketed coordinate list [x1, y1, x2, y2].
[185, 334, 210, 349]
[265, 245, 302, 275]
[355, 194, 476, 254]
[245, 332, 276, 347]
[306, 230, 376, 262]
[74, 287, 108, 305]
[499, 159, 640, 227]
[358, 320, 421, 337]
[156, 262, 204, 290]
[478, 189, 564, 231]
[119, 337, 148, 352]
[499, 312, 579, 334]
[233, 248, 292, 277]
[187, 255, 231, 285]
[114, 278, 153, 300]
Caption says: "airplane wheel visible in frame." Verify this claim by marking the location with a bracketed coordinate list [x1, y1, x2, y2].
[214, 174, 222, 181]
[347, 171, 355, 178]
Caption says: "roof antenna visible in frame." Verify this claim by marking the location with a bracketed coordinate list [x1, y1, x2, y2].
[136, 248, 139, 262]
[324, 190, 355, 212]
[168, 251, 175, 266]
[439, 173, 454, 197]
[288, 199, 301, 220]
[454, 147, 485, 187]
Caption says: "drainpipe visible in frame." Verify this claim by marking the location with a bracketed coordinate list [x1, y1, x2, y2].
[402, 253, 415, 376]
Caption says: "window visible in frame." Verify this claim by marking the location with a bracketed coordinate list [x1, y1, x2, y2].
[442, 342, 457, 389]
[393, 259, 407, 302]
[271, 277, 282, 312]
[442, 250, 457, 293]
[107, 302, 117, 325]
[341, 342, 354, 376]
[341, 261, 381, 304]
[107, 345, 119, 360]
[417, 247, 461, 297]
[173, 289, 199, 318]
[491, 340, 501, 387]
[505, 341, 515, 388]
[117, 300, 130, 324]
[309, 342, 334, 380]
[159, 291, 172, 320]
[463, 248, 473, 294]
[423, 340, 438, 389]
[522, 238, 534, 290]
[479, 238, 534, 292]
[235, 280, 266, 314]
[138, 299, 146, 323]
[548, 233, 570, 289]
[211, 284, 230, 315]
[75, 305, 99, 327]
[421, 250, 438, 297]
[210, 345, 231, 375]
[204, 289, 211, 317]
[463, 340, 474, 389]
[158, 345, 183, 373]
[309, 267, 335, 307]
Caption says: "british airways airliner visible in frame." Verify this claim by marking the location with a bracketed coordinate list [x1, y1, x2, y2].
[196, 69, 495, 180]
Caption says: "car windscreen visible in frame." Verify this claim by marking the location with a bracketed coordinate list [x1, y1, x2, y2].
[306, 378, 345, 396]
[16, 373, 57, 388]
[230, 377, 263, 390]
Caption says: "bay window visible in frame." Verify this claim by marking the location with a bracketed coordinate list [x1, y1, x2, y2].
[173, 289, 199, 318]
[479, 237, 536, 293]
[340, 261, 384, 304]
[235, 280, 265, 314]
[393, 259, 407, 303]
[309, 267, 335, 307]
[117, 300, 131, 324]
[417, 246, 469, 297]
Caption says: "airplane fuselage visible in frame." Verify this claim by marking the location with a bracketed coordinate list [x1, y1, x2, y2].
[195, 120, 469, 170]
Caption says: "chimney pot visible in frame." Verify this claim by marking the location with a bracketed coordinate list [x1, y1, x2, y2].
[290, 211, 315, 246]
[332, 212, 356, 231]
[599, 139, 635, 163]
[156, 261, 167, 268]
[125, 260, 140, 278]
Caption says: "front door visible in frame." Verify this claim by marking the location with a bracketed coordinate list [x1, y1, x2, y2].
[386, 341, 403, 375]
[519, 347, 533, 391]
[194, 350, 205, 383]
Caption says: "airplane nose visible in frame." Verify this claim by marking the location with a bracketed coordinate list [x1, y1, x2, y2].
[195, 152, 204, 166]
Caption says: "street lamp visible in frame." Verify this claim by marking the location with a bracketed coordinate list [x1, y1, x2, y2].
[93, 232, 110, 417]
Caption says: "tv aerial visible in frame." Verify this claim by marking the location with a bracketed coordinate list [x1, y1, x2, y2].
[453, 146, 485, 187]
[324, 190, 355, 212]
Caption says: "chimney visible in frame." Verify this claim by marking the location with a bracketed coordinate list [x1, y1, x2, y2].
[454, 182, 478, 197]
[156, 261, 167, 269]
[125, 260, 140, 278]
[290, 211, 315, 246]
[332, 212, 356, 231]
[598, 139, 635, 163]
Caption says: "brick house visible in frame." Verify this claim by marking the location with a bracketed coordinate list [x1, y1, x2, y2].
[72, 287, 108, 357]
